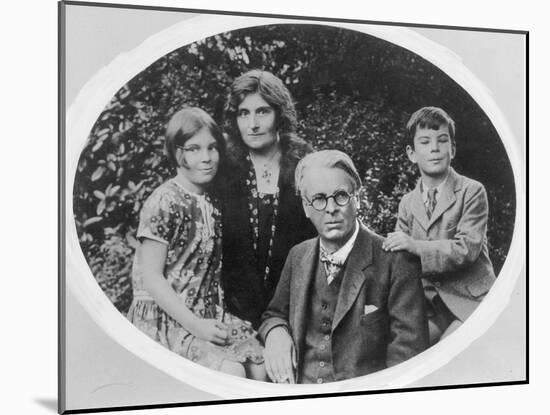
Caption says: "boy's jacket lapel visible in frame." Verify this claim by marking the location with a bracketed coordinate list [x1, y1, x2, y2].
[427, 168, 461, 228]
[410, 168, 462, 231]
[410, 183, 430, 231]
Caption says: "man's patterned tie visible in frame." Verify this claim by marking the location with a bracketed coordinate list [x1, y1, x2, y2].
[319, 248, 344, 284]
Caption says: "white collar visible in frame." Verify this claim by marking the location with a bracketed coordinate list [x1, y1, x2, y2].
[319, 220, 360, 265]
[421, 172, 450, 204]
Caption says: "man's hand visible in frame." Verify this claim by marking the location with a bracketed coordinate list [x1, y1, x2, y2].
[264, 326, 297, 384]
[383, 231, 419, 256]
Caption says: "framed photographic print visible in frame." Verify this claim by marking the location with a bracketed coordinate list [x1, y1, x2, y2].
[59, 0, 527, 413]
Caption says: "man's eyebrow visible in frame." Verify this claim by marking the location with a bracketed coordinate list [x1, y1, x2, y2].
[311, 188, 350, 197]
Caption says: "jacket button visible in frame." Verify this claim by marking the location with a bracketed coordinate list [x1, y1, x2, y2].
[434, 281, 441, 287]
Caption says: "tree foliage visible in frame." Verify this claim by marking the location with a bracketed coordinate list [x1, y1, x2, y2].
[73, 25, 515, 312]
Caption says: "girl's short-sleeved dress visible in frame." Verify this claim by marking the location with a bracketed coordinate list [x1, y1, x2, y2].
[127, 178, 264, 370]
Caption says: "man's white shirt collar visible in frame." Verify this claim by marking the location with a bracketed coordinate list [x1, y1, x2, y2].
[319, 219, 360, 275]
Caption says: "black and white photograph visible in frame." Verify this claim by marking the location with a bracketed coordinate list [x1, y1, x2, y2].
[58, 0, 527, 413]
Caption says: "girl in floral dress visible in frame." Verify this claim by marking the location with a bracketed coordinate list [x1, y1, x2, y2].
[127, 107, 265, 379]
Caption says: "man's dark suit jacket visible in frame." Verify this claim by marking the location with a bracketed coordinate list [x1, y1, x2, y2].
[259, 224, 429, 381]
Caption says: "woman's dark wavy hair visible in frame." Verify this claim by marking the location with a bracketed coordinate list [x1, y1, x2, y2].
[223, 70, 311, 184]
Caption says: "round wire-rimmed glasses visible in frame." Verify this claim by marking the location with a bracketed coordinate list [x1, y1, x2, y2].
[303, 190, 355, 211]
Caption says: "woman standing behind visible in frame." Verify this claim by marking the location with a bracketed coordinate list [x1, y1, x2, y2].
[219, 70, 316, 329]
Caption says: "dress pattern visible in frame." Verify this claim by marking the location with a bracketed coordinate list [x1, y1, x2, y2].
[127, 178, 263, 370]
[244, 154, 279, 284]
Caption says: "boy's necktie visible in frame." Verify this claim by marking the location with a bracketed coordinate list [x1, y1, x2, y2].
[426, 188, 438, 219]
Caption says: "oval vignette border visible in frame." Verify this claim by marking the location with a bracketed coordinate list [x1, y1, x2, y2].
[65, 14, 526, 399]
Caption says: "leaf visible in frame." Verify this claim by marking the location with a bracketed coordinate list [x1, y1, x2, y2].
[96, 199, 106, 215]
[83, 216, 103, 227]
[79, 232, 93, 244]
[92, 140, 103, 152]
[96, 128, 110, 138]
[77, 159, 87, 173]
[108, 185, 121, 197]
[93, 190, 105, 200]
[91, 166, 106, 181]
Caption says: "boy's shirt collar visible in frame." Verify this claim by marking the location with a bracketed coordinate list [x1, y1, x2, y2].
[420, 171, 451, 205]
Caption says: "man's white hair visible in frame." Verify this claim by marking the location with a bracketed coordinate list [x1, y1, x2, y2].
[295, 150, 362, 195]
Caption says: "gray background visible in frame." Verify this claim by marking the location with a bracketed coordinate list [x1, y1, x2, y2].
[63, 4, 526, 412]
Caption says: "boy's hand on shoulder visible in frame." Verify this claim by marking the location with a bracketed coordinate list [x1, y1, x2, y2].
[383, 231, 419, 256]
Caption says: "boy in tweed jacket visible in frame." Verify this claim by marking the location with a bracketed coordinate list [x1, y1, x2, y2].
[383, 107, 496, 345]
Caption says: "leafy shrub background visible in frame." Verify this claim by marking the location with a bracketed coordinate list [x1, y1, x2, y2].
[72, 25, 516, 313]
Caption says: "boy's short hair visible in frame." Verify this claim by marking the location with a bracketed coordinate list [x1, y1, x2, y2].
[295, 150, 362, 196]
[406, 106, 456, 147]
[164, 107, 226, 167]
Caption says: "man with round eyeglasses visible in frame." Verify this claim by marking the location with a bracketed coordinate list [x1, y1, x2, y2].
[304, 189, 355, 210]
[258, 150, 429, 384]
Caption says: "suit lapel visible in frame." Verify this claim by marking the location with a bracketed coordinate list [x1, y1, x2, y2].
[332, 226, 373, 330]
[409, 181, 430, 231]
[427, 168, 460, 228]
[292, 238, 318, 355]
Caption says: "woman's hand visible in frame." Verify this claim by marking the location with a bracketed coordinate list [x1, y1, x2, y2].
[264, 326, 296, 384]
[138, 240, 230, 346]
[139, 240, 230, 346]
[190, 318, 230, 346]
